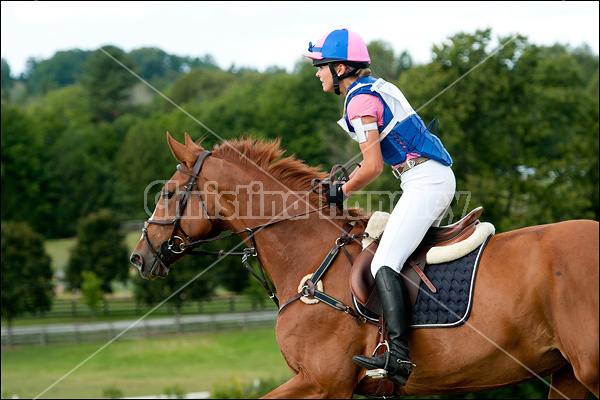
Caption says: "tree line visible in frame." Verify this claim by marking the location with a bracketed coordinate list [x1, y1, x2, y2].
[1, 29, 598, 325]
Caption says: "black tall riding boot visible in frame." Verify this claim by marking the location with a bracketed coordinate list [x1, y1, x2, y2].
[352, 266, 413, 386]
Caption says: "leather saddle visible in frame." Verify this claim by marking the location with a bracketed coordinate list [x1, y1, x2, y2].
[350, 207, 484, 317]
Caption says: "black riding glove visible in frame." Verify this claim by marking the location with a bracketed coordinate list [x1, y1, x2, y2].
[325, 181, 347, 210]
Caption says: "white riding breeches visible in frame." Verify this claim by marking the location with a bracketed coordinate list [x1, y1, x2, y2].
[371, 160, 456, 278]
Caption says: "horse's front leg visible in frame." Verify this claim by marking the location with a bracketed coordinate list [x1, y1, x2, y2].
[261, 369, 355, 399]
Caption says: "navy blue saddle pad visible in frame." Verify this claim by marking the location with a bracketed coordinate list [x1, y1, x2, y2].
[410, 236, 491, 329]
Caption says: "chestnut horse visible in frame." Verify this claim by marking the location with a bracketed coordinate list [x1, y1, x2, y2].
[130, 133, 599, 399]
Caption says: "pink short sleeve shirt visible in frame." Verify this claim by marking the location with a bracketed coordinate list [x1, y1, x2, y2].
[347, 94, 384, 127]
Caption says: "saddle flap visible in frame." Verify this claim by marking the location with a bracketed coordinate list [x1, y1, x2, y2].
[350, 242, 421, 315]
[350, 242, 377, 306]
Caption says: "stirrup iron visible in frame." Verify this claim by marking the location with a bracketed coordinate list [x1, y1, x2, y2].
[366, 369, 388, 379]
[365, 340, 391, 379]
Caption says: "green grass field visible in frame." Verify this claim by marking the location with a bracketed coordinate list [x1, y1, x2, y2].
[1, 328, 293, 399]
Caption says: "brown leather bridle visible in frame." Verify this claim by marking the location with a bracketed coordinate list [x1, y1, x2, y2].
[142, 150, 214, 279]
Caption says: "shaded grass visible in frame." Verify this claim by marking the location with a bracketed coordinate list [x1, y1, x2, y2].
[1, 328, 293, 399]
[44, 236, 77, 272]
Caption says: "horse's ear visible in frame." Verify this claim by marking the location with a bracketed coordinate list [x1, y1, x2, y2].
[184, 132, 202, 151]
[167, 132, 196, 166]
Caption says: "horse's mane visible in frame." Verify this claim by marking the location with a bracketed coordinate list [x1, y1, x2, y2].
[209, 137, 368, 227]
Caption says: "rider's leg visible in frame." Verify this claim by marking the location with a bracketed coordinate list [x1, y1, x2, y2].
[371, 161, 456, 279]
[353, 161, 455, 385]
[353, 265, 413, 385]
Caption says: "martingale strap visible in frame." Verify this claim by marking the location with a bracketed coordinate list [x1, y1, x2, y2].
[279, 223, 380, 327]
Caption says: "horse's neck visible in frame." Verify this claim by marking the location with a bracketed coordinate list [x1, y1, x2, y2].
[225, 204, 346, 299]
[208, 161, 348, 298]
[249, 216, 344, 296]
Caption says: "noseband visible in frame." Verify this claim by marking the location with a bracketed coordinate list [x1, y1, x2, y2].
[142, 150, 213, 279]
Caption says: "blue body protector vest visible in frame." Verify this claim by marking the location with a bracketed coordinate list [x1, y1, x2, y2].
[338, 77, 453, 167]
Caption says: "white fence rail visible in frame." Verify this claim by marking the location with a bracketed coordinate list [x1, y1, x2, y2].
[1, 311, 278, 346]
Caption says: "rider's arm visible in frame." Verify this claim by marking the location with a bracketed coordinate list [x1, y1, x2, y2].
[342, 116, 383, 196]
[348, 163, 361, 180]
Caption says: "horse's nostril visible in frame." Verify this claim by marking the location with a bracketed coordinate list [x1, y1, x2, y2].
[130, 253, 143, 269]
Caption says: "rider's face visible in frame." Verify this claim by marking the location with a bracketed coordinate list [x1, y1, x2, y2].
[316, 65, 335, 93]
[316, 64, 347, 93]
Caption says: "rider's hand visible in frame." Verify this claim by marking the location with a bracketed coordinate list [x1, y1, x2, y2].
[325, 181, 347, 210]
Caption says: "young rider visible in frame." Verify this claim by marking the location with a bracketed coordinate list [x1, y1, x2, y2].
[304, 28, 456, 385]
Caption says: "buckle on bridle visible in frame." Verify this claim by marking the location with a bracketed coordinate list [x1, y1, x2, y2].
[241, 247, 257, 263]
[301, 285, 311, 297]
[168, 236, 186, 254]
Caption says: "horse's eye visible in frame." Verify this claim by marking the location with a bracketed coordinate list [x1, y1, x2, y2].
[162, 191, 174, 200]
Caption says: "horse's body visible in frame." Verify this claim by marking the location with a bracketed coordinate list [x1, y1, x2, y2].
[131, 134, 599, 399]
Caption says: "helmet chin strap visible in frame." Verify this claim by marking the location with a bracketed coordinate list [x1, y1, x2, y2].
[328, 63, 357, 95]
[328, 63, 341, 95]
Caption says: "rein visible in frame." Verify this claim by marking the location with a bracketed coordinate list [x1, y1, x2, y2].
[182, 205, 328, 307]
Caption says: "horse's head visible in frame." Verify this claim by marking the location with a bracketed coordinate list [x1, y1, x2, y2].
[130, 132, 221, 280]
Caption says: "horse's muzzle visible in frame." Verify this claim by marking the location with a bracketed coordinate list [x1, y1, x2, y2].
[130, 253, 169, 280]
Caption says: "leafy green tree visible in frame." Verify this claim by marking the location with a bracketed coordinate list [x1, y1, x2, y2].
[166, 68, 239, 107]
[25, 49, 90, 96]
[23, 57, 39, 81]
[1, 101, 46, 231]
[26, 85, 92, 139]
[19, 86, 94, 237]
[81, 271, 103, 318]
[252, 63, 337, 166]
[1, 221, 54, 339]
[24, 86, 132, 236]
[38, 123, 120, 236]
[180, 70, 270, 147]
[367, 40, 401, 82]
[1, 58, 13, 100]
[80, 45, 137, 122]
[114, 114, 197, 220]
[66, 209, 130, 293]
[396, 29, 598, 230]
[397, 50, 413, 73]
[185, 62, 340, 167]
[129, 47, 179, 86]
[129, 47, 219, 90]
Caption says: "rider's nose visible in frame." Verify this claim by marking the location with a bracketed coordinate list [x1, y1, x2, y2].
[130, 253, 143, 271]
